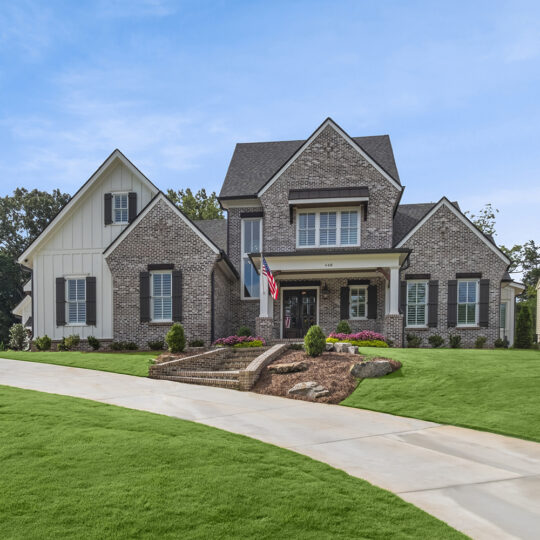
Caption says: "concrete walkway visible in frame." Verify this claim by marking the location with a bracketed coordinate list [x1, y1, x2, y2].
[1, 358, 539, 539]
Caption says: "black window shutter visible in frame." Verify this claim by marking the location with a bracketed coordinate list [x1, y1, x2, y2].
[86, 276, 96, 326]
[104, 193, 112, 225]
[140, 272, 150, 322]
[56, 277, 66, 326]
[479, 279, 490, 327]
[340, 287, 349, 320]
[367, 284, 377, 319]
[428, 280, 439, 327]
[400, 281, 407, 315]
[447, 280, 457, 327]
[128, 192, 137, 223]
[172, 270, 183, 322]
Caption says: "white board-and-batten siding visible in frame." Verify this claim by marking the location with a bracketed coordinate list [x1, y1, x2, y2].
[32, 160, 157, 340]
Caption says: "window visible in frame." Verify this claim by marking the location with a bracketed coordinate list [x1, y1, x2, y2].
[66, 278, 86, 324]
[457, 280, 478, 326]
[242, 218, 261, 299]
[297, 208, 360, 247]
[151, 272, 172, 321]
[407, 281, 428, 327]
[350, 286, 367, 319]
[500, 303, 507, 330]
[113, 193, 128, 223]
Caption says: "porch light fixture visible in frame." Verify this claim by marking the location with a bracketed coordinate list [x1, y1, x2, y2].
[322, 282, 329, 299]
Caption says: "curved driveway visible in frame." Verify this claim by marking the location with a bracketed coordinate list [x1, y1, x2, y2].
[1, 358, 539, 539]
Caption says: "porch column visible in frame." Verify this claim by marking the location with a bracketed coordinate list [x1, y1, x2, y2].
[256, 260, 274, 342]
[389, 267, 400, 315]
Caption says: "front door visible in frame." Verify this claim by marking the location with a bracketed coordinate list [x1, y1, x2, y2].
[283, 289, 317, 338]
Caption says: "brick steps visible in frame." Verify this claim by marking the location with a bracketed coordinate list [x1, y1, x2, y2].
[159, 374, 239, 389]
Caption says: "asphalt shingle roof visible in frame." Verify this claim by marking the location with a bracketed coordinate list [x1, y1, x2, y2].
[194, 219, 228, 252]
[392, 203, 437, 246]
[219, 135, 400, 198]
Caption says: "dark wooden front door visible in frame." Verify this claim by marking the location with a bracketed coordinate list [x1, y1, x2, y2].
[283, 289, 317, 338]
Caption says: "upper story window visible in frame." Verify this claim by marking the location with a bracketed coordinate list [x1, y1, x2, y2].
[297, 208, 359, 248]
[350, 286, 367, 319]
[113, 193, 128, 224]
[151, 271, 172, 321]
[67, 278, 86, 324]
[407, 281, 428, 327]
[457, 280, 479, 326]
[242, 218, 261, 299]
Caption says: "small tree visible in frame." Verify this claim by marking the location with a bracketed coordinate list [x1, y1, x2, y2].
[166, 323, 186, 353]
[8, 323, 27, 350]
[336, 320, 352, 334]
[34, 335, 52, 351]
[237, 325, 252, 337]
[304, 325, 326, 357]
[515, 304, 533, 349]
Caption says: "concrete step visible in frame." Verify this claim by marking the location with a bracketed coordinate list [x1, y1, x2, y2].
[167, 369, 240, 379]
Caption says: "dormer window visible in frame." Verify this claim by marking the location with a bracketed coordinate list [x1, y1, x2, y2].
[296, 208, 360, 248]
[113, 193, 129, 224]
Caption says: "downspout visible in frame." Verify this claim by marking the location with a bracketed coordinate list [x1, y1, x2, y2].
[398, 252, 411, 348]
[210, 268, 215, 344]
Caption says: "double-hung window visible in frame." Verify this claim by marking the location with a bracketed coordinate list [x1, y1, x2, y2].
[297, 208, 359, 248]
[407, 281, 428, 327]
[113, 193, 128, 224]
[350, 286, 367, 319]
[151, 271, 172, 321]
[67, 278, 86, 324]
[457, 280, 478, 326]
[242, 218, 261, 299]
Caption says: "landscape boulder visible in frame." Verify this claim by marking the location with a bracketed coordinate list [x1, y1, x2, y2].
[268, 361, 309, 374]
[346, 345, 359, 355]
[288, 381, 330, 399]
[350, 359, 401, 378]
[333, 342, 350, 353]
[325, 342, 335, 352]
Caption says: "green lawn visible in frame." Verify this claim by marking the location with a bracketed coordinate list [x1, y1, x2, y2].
[0, 350, 156, 376]
[342, 348, 540, 442]
[0, 386, 462, 539]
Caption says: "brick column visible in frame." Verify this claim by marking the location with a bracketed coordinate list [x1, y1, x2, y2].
[383, 314, 404, 347]
[255, 316, 274, 343]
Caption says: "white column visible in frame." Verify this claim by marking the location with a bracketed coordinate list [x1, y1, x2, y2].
[259, 262, 273, 318]
[389, 267, 400, 315]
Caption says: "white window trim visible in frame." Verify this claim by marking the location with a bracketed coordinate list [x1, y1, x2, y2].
[150, 270, 173, 322]
[296, 206, 361, 248]
[406, 280, 429, 328]
[457, 279, 480, 327]
[349, 285, 368, 320]
[65, 276, 86, 326]
[240, 217, 262, 301]
[111, 191, 129, 225]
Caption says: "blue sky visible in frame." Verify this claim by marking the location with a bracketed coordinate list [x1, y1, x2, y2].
[1, 0, 539, 248]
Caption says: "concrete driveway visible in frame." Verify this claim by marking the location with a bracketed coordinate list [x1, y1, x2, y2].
[1, 358, 539, 540]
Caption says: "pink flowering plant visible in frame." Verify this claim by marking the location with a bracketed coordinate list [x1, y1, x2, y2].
[213, 335, 266, 347]
[327, 330, 386, 343]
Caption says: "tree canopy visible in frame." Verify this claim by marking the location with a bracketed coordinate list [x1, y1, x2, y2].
[166, 188, 223, 221]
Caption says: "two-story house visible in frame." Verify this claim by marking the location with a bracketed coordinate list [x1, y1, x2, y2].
[15, 118, 523, 348]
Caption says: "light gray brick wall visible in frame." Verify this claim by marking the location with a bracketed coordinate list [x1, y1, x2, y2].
[106, 199, 226, 347]
[213, 265, 234, 340]
[401, 204, 508, 347]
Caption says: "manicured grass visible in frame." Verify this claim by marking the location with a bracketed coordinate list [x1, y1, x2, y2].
[0, 350, 157, 376]
[0, 386, 463, 539]
[342, 348, 540, 442]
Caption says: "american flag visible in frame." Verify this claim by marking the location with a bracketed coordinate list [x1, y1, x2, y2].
[262, 256, 279, 300]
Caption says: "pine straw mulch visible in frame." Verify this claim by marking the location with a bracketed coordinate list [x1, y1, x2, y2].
[252, 350, 368, 404]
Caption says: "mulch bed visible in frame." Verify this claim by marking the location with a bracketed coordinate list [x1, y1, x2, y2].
[252, 350, 363, 404]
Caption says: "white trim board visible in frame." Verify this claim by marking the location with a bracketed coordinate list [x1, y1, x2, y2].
[18, 149, 159, 265]
[104, 193, 220, 257]
[396, 198, 511, 265]
[258, 118, 403, 197]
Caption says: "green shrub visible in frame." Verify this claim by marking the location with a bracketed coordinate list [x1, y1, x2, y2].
[109, 341, 138, 351]
[237, 325, 252, 337]
[326, 337, 339, 343]
[304, 325, 326, 357]
[233, 340, 264, 348]
[65, 334, 80, 350]
[406, 333, 422, 348]
[515, 304, 533, 349]
[0, 341, 4, 351]
[494, 337, 507, 349]
[189, 339, 205, 347]
[34, 335, 52, 351]
[166, 323, 186, 353]
[428, 335, 444, 348]
[288, 343, 304, 350]
[449, 335, 461, 349]
[147, 340, 165, 351]
[336, 320, 352, 334]
[350, 339, 388, 348]
[87, 336, 100, 350]
[475, 336, 487, 349]
[8, 323, 27, 350]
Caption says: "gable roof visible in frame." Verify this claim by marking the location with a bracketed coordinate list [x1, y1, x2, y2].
[17, 149, 160, 265]
[395, 197, 511, 265]
[194, 219, 227, 252]
[219, 118, 401, 199]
